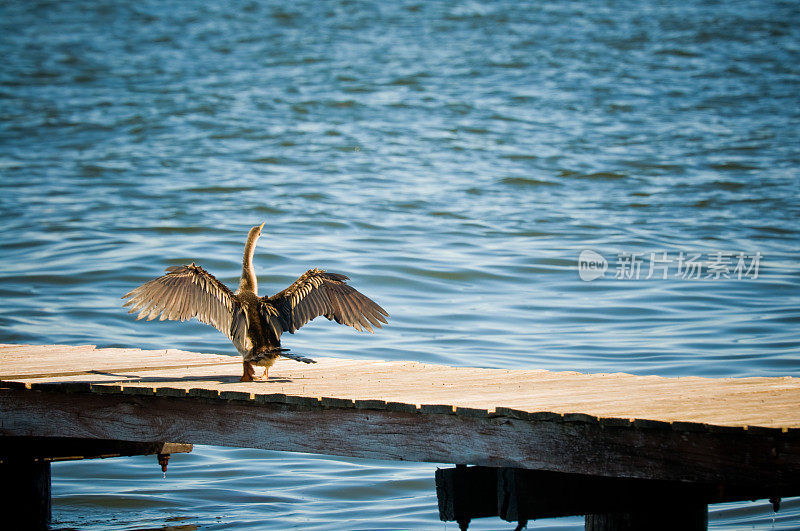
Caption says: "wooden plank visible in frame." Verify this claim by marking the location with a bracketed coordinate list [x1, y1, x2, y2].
[0, 437, 192, 463]
[1, 388, 798, 486]
[2, 345, 799, 429]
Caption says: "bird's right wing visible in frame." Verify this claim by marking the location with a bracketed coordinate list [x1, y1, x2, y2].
[122, 263, 240, 339]
[263, 268, 389, 335]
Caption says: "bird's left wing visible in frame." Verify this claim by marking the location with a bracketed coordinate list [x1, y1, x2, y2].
[122, 263, 239, 339]
[262, 268, 388, 335]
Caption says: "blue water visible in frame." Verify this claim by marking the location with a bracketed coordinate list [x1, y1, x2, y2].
[1, 0, 799, 528]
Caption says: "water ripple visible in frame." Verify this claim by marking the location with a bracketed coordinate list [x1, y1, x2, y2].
[3, 0, 799, 529]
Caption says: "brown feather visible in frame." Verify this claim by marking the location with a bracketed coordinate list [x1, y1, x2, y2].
[121, 264, 239, 339]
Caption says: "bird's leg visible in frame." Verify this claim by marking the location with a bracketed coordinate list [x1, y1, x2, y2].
[240, 360, 255, 382]
[260, 366, 269, 380]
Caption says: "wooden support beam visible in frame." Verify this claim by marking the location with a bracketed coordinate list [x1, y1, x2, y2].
[0, 436, 192, 463]
[499, 468, 711, 527]
[436, 466, 797, 529]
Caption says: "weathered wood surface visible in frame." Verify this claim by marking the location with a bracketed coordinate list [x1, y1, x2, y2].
[1, 344, 799, 486]
[4, 386, 797, 486]
[0, 344, 234, 379]
[2, 344, 799, 428]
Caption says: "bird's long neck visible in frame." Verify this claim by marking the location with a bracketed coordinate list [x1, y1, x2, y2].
[238, 234, 258, 294]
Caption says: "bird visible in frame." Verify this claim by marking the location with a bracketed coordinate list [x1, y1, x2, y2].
[122, 222, 388, 382]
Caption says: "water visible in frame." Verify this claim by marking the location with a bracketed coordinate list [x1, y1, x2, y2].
[1, 0, 799, 528]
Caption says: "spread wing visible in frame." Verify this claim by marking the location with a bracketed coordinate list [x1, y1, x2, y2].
[263, 268, 388, 335]
[122, 263, 241, 340]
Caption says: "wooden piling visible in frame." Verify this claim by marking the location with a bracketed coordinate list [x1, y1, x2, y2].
[0, 435, 192, 529]
[1, 459, 51, 530]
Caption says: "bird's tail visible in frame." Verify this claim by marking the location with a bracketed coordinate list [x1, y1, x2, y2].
[280, 349, 316, 364]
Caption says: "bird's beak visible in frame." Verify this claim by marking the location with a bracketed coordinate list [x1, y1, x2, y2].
[258, 222, 265, 231]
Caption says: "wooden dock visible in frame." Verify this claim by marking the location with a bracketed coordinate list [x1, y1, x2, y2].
[2, 344, 799, 530]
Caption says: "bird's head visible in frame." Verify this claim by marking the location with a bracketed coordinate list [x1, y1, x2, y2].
[248, 222, 265, 241]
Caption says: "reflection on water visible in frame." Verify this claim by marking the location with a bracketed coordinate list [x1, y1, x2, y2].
[2, 0, 799, 528]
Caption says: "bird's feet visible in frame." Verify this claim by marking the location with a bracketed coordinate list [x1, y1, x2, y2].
[240, 361, 270, 381]
[240, 360, 255, 382]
